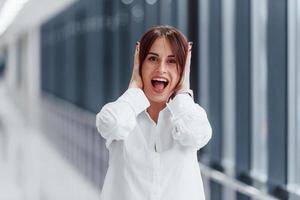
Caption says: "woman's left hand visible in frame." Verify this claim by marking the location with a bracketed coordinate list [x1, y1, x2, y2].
[175, 42, 192, 93]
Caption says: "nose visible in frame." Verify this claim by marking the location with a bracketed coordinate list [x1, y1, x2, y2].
[156, 61, 167, 74]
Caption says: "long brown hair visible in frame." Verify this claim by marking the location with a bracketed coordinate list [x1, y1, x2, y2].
[139, 25, 189, 79]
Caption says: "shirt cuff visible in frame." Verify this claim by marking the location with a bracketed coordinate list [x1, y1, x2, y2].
[167, 93, 194, 116]
[118, 88, 150, 116]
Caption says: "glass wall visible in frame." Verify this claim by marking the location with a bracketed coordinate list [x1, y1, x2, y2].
[250, 0, 268, 188]
[288, 0, 300, 199]
[39, 0, 299, 198]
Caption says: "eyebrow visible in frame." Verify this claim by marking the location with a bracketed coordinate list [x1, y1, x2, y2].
[148, 52, 175, 57]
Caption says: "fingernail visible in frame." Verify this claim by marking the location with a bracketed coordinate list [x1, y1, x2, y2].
[188, 42, 193, 52]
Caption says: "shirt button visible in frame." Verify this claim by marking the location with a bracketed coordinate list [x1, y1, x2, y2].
[175, 131, 181, 136]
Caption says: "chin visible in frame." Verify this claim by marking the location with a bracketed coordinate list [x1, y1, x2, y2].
[144, 88, 170, 104]
[150, 96, 168, 104]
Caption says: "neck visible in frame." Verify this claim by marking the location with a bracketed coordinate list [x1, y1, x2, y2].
[147, 101, 166, 124]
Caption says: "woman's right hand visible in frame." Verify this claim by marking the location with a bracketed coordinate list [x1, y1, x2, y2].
[129, 42, 143, 89]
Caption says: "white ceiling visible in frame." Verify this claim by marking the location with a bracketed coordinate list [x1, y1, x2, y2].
[0, 0, 6, 11]
[0, 0, 76, 43]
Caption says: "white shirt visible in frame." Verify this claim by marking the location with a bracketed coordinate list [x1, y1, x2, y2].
[96, 88, 212, 200]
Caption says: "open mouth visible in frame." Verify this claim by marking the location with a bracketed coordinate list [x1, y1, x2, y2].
[151, 77, 169, 92]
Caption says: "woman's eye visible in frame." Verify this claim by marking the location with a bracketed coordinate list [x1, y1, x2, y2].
[149, 56, 158, 62]
[168, 59, 177, 64]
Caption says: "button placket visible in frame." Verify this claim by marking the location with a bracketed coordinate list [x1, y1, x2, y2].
[149, 111, 163, 200]
[151, 123, 160, 199]
[152, 152, 160, 200]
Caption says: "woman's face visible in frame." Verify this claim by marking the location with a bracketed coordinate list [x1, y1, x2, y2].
[141, 37, 181, 105]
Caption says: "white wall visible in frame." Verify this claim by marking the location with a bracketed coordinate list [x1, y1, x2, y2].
[0, 0, 101, 199]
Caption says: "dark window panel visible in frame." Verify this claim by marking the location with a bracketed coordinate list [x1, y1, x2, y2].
[188, 0, 199, 102]
[118, 1, 131, 94]
[144, 0, 159, 29]
[208, 0, 223, 168]
[74, 9, 87, 108]
[63, 4, 78, 104]
[84, 0, 105, 112]
[267, 0, 288, 199]
[234, 0, 252, 193]
[208, 0, 223, 198]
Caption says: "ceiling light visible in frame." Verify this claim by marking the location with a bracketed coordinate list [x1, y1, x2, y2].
[0, 0, 30, 36]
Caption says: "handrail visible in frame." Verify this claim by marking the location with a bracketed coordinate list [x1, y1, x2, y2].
[199, 163, 279, 200]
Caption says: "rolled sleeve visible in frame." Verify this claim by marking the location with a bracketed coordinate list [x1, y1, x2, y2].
[118, 88, 150, 116]
[167, 94, 212, 149]
[96, 88, 150, 148]
[167, 94, 194, 116]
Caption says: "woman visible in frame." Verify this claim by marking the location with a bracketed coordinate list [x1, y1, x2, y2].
[96, 25, 212, 200]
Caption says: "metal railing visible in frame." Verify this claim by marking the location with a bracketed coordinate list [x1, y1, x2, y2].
[41, 93, 283, 200]
[199, 163, 279, 200]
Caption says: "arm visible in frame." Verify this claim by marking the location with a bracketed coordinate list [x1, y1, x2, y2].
[167, 94, 212, 150]
[96, 88, 149, 148]
[96, 42, 147, 148]
[168, 42, 212, 149]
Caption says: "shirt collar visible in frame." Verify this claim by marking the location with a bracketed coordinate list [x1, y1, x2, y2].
[139, 105, 171, 125]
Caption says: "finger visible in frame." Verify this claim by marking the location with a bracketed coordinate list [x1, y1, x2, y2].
[185, 42, 192, 73]
[135, 41, 140, 53]
[174, 42, 193, 92]
[188, 42, 193, 51]
[133, 42, 140, 69]
[182, 42, 192, 89]
[182, 42, 192, 78]
[134, 42, 140, 59]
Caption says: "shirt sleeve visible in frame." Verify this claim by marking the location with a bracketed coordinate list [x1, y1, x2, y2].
[166, 94, 212, 150]
[96, 88, 150, 148]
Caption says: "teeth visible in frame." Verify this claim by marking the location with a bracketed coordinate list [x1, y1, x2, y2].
[152, 78, 168, 82]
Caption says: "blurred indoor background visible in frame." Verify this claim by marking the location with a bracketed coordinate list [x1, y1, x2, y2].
[0, 0, 299, 199]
